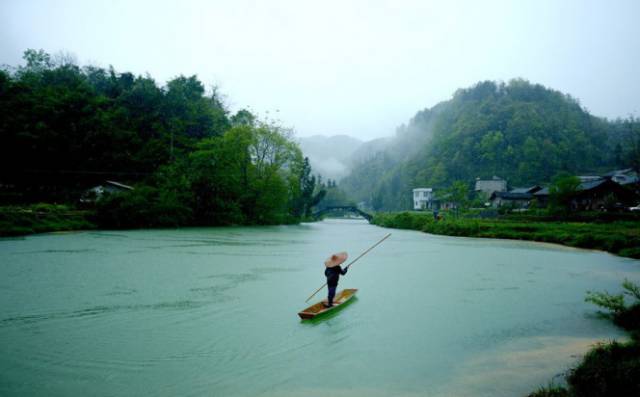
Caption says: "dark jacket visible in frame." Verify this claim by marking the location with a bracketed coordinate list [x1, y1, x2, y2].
[325, 266, 347, 287]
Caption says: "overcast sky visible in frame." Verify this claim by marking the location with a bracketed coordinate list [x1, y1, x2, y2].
[1, 0, 639, 140]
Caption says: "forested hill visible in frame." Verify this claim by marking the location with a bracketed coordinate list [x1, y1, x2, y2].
[341, 79, 638, 210]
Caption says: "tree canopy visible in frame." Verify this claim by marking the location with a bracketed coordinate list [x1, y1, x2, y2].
[0, 49, 324, 226]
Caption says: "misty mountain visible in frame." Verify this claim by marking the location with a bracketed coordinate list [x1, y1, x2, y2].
[340, 79, 636, 210]
[348, 137, 391, 166]
[297, 134, 364, 181]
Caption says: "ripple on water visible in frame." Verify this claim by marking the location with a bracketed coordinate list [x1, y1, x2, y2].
[0, 300, 209, 328]
[1, 221, 637, 397]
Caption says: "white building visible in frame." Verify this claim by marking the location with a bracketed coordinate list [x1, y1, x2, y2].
[412, 188, 434, 210]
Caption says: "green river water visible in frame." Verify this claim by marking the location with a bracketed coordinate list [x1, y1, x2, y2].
[1, 219, 639, 396]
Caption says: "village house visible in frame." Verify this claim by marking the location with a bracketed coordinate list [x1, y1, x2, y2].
[80, 180, 134, 203]
[533, 178, 637, 210]
[412, 188, 434, 210]
[433, 193, 458, 211]
[412, 188, 457, 211]
[489, 186, 542, 208]
[474, 176, 507, 196]
[604, 168, 639, 186]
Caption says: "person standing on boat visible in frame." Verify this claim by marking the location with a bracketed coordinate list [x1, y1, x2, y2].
[324, 252, 348, 307]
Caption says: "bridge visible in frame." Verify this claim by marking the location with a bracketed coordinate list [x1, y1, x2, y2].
[312, 206, 373, 222]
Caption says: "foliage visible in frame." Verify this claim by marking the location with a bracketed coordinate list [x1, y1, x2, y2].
[623, 117, 640, 175]
[0, 49, 323, 231]
[315, 184, 356, 211]
[585, 290, 626, 316]
[0, 204, 95, 236]
[292, 157, 326, 219]
[566, 340, 640, 397]
[531, 279, 640, 397]
[341, 79, 640, 211]
[94, 121, 308, 228]
[372, 212, 640, 259]
[94, 186, 192, 229]
[442, 180, 470, 214]
[586, 279, 640, 331]
[526, 385, 570, 397]
[1, 49, 227, 203]
[548, 174, 581, 215]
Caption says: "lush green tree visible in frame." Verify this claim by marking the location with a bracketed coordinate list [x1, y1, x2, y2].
[445, 181, 470, 213]
[623, 117, 640, 175]
[548, 174, 581, 214]
[231, 109, 256, 127]
[1, 49, 318, 227]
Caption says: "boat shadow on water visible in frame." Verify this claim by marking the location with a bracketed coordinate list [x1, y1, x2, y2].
[299, 296, 359, 325]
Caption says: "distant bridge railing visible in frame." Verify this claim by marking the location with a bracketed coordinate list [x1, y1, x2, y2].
[312, 206, 373, 222]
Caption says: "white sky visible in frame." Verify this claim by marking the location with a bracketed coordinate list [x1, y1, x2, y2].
[1, 0, 639, 140]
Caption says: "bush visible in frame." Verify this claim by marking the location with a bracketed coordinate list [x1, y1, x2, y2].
[94, 186, 192, 229]
[0, 204, 95, 236]
[567, 340, 640, 397]
[526, 385, 570, 397]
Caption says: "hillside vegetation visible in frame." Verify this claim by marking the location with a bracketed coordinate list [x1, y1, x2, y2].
[0, 49, 324, 228]
[341, 80, 638, 210]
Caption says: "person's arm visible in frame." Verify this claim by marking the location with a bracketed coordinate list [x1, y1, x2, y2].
[340, 266, 348, 275]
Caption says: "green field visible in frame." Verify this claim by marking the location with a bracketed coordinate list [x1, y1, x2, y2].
[372, 211, 640, 259]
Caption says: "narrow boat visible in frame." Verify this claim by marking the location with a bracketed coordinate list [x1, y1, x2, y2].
[298, 288, 358, 319]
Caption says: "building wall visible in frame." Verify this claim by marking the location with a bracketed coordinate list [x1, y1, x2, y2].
[475, 180, 507, 195]
[413, 188, 433, 210]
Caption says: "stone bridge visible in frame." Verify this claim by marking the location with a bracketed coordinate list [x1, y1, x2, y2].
[312, 206, 373, 222]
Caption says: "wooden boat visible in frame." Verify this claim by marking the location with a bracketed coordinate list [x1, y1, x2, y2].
[298, 288, 358, 319]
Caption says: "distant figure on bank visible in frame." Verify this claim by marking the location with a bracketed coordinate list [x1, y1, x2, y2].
[324, 252, 348, 307]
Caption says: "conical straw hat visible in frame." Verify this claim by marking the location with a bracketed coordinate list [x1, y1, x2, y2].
[325, 252, 348, 268]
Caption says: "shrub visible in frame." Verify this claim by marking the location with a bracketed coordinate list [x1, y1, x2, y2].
[567, 340, 640, 397]
[526, 385, 570, 397]
[94, 186, 192, 229]
[585, 279, 640, 329]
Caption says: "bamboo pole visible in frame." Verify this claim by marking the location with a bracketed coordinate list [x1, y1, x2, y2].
[304, 233, 392, 302]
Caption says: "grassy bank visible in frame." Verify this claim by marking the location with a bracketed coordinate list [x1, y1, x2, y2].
[372, 212, 640, 259]
[528, 281, 640, 397]
[0, 204, 96, 237]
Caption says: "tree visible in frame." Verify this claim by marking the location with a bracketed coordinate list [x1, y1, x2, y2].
[445, 181, 470, 215]
[548, 174, 581, 214]
[22, 48, 52, 71]
[1, 49, 318, 227]
[624, 117, 640, 175]
[231, 109, 256, 127]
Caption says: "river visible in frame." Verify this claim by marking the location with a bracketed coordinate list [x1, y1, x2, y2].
[1, 219, 638, 396]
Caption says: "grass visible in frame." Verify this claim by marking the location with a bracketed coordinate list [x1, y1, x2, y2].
[0, 203, 96, 237]
[372, 211, 640, 259]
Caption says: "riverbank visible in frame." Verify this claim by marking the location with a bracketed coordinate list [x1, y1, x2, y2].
[372, 212, 640, 259]
[0, 204, 96, 237]
[528, 280, 640, 397]
[0, 203, 316, 237]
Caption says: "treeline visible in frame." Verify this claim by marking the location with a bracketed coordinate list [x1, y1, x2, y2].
[341, 79, 640, 210]
[0, 49, 324, 227]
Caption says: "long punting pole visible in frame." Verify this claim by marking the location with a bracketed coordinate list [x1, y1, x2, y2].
[304, 233, 392, 303]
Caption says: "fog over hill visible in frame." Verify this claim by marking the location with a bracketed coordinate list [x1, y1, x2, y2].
[297, 135, 363, 181]
[340, 79, 639, 211]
